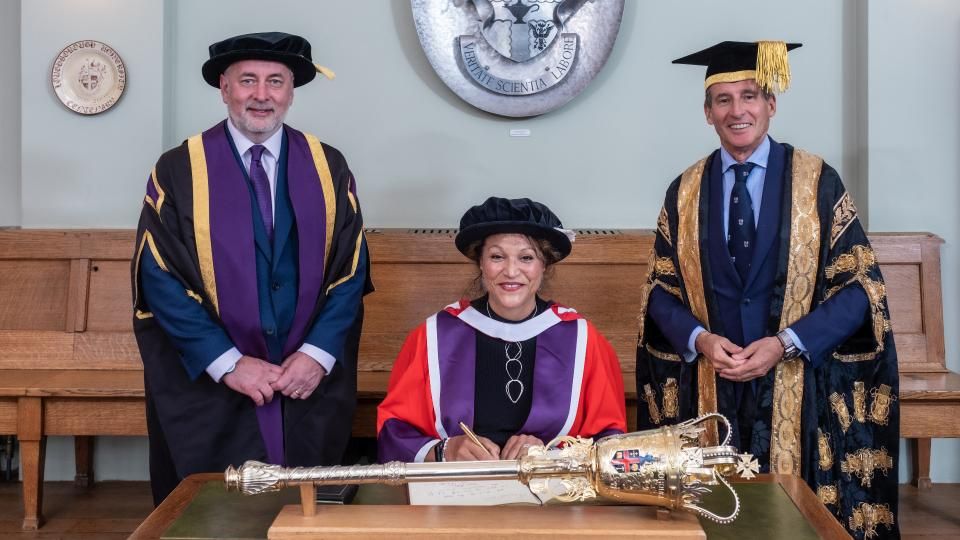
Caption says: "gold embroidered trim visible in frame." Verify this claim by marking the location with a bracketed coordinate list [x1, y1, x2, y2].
[817, 484, 838, 506]
[144, 194, 157, 213]
[133, 231, 168, 318]
[770, 360, 804, 474]
[304, 134, 337, 278]
[654, 257, 677, 277]
[853, 381, 867, 423]
[346, 174, 358, 213]
[830, 191, 858, 248]
[834, 350, 882, 363]
[677, 157, 718, 445]
[849, 503, 895, 539]
[643, 384, 662, 425]
[656, 206, 672, 247]
[326, 230, 365, 294]
[662, 378, 679, 418]
[635, 249, 657, 346]
[705, 69, 757, 89]
[187, 134, 219, 315]
[825, 244, 891, 362]
[841, 447, 893, 487]
[869, 384, 897, 425]
[830, 392, 852, 433]
[143, 232, 168, 273]
[817, 428, 833, 471]
[770, 148, 822, 476]
[151, 167, 165, 214]
[645, 344, 681, 363]
[653, 279, 681, 299]
[636, 250, 682, 345]
[185, 290, 203, 304]
[825, 244, 877, 278]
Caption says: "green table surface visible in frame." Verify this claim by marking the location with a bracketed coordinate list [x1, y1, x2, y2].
[160, 480, 820, 540]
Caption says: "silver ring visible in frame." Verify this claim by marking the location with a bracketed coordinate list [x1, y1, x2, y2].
[293, 389, 301, 397]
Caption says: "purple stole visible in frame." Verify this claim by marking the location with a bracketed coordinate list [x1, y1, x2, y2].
[427, 307, 587, 444]
[187, 121, 335, 464]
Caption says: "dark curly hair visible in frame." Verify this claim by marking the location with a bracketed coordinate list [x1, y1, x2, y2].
[463, 235, 561, 299]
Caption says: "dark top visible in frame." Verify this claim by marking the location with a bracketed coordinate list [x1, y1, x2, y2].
[471, 295, 549, 448]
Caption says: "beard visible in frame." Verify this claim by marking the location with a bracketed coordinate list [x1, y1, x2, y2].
[229, 105, 286, 141]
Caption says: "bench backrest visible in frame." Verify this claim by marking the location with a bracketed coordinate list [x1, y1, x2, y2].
[0, 229, 945, 375]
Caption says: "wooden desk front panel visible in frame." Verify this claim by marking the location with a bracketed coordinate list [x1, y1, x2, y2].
[0, 399, 16, 433]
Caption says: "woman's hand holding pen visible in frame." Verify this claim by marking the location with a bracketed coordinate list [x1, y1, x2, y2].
[443, 434, 501, 461]
[441, 422, 544, 461]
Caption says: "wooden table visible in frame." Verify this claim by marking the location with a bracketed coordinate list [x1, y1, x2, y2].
[900, 371, 960, 488]
[130, 473, 849, 539]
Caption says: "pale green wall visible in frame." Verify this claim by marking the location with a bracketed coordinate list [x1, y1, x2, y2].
[166, 0, 851, 229]
[19, 0, 164, 227]
[2, 0, 957, 483]
[866, 0, 960, 481]
[0, 1, 19, 226]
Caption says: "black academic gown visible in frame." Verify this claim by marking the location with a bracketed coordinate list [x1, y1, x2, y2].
[636, 142, 900, 539]
[132, 122, 371, 503]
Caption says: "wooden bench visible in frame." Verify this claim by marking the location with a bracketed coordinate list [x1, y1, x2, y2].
[0, 229, 956, 530]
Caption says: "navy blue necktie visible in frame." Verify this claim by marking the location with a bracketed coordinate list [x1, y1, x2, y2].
[728, 162, 757, 282]
[248, 145, 274, 242]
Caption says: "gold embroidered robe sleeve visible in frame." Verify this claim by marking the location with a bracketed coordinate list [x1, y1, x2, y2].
[635, 163, 706, 431]
[797, 152, 900, 539]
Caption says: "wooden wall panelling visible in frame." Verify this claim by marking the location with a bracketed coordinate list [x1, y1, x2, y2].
[0, 399, 16, 433]
[65, 259, 91, 333]
[0, 332, 76, 370]
[0, 260, 69, 331]
[86, 260, 137, 332]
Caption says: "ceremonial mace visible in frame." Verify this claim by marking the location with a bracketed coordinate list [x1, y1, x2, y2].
[226, 413, 754, 524]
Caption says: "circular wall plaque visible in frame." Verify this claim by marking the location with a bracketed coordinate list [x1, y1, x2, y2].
[412, 0, 624, 117]
[51, 40, 127, 115]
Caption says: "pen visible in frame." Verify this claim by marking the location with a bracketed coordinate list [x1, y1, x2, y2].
[458, 421, 494, 458]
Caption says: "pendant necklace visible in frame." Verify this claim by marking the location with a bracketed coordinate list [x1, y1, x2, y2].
[486, 301, 537, 404]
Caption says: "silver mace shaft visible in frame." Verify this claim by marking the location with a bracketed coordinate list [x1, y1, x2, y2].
[225, 460, 521, 495]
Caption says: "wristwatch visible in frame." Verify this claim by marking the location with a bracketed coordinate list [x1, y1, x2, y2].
[776, 330, 801, 360]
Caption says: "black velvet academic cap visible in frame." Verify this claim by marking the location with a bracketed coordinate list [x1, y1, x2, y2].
[202, 32, 326, 88]
[455, 197, 572, 261]
[673, 41, 802, 93]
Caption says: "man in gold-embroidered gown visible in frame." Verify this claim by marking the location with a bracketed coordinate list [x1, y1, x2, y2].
[636, 41, 900, 539]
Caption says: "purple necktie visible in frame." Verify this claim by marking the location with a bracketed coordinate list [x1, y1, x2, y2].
[248, 145, 274, 242]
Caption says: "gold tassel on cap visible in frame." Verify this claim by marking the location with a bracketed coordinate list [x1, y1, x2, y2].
[755, 41, 791, 93]
[314, 63, 336, 80]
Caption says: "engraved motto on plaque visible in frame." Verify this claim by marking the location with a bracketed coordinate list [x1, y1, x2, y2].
[412, 0, 624, 117]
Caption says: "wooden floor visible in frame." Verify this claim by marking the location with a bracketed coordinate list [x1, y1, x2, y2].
[0, 481, 957, 539]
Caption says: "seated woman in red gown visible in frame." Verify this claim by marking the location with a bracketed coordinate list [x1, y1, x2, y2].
[377, 197, 626, 462]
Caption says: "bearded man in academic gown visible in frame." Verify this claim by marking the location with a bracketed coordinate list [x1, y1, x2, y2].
[131, 32, 372, 504]
[636, 41, 900, 539]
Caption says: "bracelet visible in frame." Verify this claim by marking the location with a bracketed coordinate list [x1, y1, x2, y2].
[433, 438, 447, 462]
